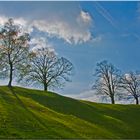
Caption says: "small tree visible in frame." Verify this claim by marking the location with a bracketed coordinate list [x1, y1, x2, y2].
[19, 47, 73, 91]
[0, 18, 30, 87]
[120, 72, 140, 105]
[93, 60, 121, 104]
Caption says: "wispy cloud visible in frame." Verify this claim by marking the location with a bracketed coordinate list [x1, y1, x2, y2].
[65, 89, 110, 103]
[66, 89, 135, 104]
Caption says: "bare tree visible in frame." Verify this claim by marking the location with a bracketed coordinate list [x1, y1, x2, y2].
[93, 60, 121, 104]
[120, 71, 140, 105]
[0, 55, 5, 79]
[0, 18, 30, 87]
[19, 47, 73, 91]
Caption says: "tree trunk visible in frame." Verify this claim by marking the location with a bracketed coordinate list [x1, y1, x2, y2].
[110, 96, 115, 104]
[44, 83, 48, 91]
[135, 97, 139, 105]
[8, 63, 13, 87]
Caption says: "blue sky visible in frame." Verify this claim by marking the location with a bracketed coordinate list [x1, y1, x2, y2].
[0, 1, 140, 102]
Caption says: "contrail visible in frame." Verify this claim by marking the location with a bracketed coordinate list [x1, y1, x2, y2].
[93, 2, 140, 41]
[94, 2, 118, 30]
[133, 33, 140, 40]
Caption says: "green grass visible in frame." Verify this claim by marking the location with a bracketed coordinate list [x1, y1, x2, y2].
[0, 86, 140, 139]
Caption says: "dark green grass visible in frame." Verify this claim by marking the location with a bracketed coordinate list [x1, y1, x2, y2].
[0, 86, 140, 139]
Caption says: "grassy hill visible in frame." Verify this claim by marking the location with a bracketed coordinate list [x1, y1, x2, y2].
[0, 86, 140, 139]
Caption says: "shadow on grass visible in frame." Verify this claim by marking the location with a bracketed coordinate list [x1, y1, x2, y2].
[1, 86, 140, 138]
[8, 86, 49, 130]
[14, 88, 132, 137]
[2, 87, 80, 138]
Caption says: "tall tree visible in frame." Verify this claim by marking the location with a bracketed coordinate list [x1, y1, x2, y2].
[0, 18, 30, 87]
[93, 60, 121, 104]
[19, 47, 73, 91]
[120, 72, 140, 105]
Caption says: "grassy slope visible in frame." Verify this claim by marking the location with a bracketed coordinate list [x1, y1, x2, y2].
[0, 86, 140, 139]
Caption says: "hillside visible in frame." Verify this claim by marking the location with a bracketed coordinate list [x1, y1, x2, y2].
[0, 86, 140, 139]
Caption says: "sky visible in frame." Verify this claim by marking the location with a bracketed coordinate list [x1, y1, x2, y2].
[0, 1, 140, 103]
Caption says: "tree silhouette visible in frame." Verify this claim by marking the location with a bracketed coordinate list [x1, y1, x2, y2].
[93, 60, 121, 104]
[120, 71, 140, 104]
[0, 18, 30, 87]
[19, 47, 73, 91]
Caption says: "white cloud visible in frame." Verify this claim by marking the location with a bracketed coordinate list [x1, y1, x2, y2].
[78, 11, 92, 25]
[31, 11, 92, 44]
[65, 90, 110, 103]
[0, 9, 96, 45]
[65, 89, 135, 104]
[0, 16, 57, 54]
[15, 18, 33, 34]
[30, 37, 57, 55]
[30, 37, 48, 48]
[0, 16, 33, 34]
[0, 16, 7, 26]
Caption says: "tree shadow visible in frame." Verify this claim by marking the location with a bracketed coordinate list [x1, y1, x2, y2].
[0, 87, 81, 138]
[15, 89, 131, 137]
[18, 90, 113, 122]
[8, 87, 49, 130]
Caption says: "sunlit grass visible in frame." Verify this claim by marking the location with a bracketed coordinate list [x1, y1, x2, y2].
[0, 86, 140, 138]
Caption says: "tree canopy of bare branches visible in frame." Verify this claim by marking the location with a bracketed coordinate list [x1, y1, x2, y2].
[120, 71, 140, 104]
[93, 60, 121, 104]
[0, 18, 30, 87]
[19, 47, 73, 91]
